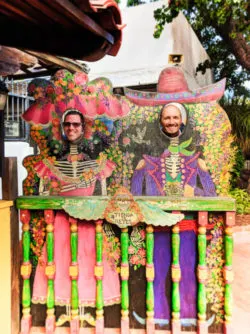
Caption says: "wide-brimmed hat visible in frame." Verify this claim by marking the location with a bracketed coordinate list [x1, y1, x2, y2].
[124, 67, 226, 106]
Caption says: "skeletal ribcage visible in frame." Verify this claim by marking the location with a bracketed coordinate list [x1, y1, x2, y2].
[165, 138, 181, 179]
[55, 160, 99, 178]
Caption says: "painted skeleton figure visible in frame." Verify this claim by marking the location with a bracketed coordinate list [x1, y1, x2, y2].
[32, 109, 120, 326]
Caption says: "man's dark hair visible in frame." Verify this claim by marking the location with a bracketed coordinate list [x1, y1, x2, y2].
[63, 108, 85, 127]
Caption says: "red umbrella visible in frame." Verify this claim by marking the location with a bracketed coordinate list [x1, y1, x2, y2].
[22, 98, 55, 126]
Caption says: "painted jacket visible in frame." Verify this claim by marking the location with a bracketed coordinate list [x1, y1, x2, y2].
[131, 149, 216, 197]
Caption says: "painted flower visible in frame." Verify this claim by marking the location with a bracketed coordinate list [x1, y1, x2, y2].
[68, 82, 75, 90]
[122, 137, 131, 146]
[128, 245, 135, 254]
[74, 72, 88, 86]
[55, 86, 63, 95]
[138, 247, 146, 257]
[87, 85, 96, 94]
[130, 255, 140, 265]
[139, 229, 146, 239]
[46, 85, 55, 95]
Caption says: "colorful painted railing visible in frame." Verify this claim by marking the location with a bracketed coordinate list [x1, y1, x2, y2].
[17, 196, 236, 334]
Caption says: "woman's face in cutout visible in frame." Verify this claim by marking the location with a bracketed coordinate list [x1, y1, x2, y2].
[63, 114, 83, 142]
[160, 105, 182, 137]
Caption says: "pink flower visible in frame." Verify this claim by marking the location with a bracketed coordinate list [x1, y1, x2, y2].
[130, 255, 139, 265]
[128, 245, 135, 254]
[55, 86, 63, 95]
[113, 252, 120, 261]
[74, 72, 88, 86]
[138, 248, 146, 257]
[87, 85, 96, 94]
[140, 229, 146, 239]
[46, 85, 55, 95]
[68, 82, 75, 90]
[141, 258, 146, 266]
[122, 137, 131, 146]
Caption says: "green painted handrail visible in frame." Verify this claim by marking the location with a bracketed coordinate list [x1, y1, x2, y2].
[16, 196, 236, 212]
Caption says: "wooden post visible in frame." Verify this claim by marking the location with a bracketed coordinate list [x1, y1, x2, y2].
[171, 212, 181, 334]
[121, 227, 129, 334]
[95, 220, 104, 334]
[224, 212, 235, 334]
[2, 157, 20, 334]
[69, 216, 80, 333]
[197, 212, 208, 334]
[146, 225, 155, 334]
[20, 209, 32, 334]
[44, 210, 56, 334]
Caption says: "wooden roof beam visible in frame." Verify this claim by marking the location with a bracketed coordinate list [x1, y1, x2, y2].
[24, 0, 75, 28]
[0, 1, 38, 25]
[46, 0, 114, 44]
[25, 50, 87, 73]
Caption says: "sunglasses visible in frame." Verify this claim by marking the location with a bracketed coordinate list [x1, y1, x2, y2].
[63, 122, 82, 128]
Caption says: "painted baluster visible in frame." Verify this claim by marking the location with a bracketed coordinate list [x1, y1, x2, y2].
[69, 216, 80, 333]
[95, 220, 104, 334]
[197, 212, 208, 334]
[146, 225, 155, 334]
[20, 209, 32, 334]
[121, 227, 129, 334]
[44, 210, 56, 333]
[224, 212, 235, 334]
[171, 218, 181, 333]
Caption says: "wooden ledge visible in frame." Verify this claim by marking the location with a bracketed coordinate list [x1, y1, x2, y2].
[16, 196, 236, 212]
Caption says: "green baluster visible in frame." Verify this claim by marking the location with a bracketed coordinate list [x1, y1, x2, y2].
[121, 227, 129, 334]
[20, 209, 32, 334]
[69, 216, 79, 332]
[44, 209, 56, 333]
[146, 225, 155, 333]
[224, 212, 235, 332]
[171, 221, 181, 333]
[95, 220, 104, 334]
[197, 212, 208, 333]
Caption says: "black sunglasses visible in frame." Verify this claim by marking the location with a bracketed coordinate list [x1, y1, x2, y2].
[63, 122, 82, 128]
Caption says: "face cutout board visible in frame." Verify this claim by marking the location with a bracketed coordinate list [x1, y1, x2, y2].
[21, 68, 234, 332]
[22, 68, 234, 198]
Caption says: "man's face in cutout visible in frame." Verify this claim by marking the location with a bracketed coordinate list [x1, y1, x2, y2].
[63, 114, 83, 142]
[160, 105, 182, 137]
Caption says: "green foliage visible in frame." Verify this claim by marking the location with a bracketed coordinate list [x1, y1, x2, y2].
[229, 144, 245, 188]
[127, 0, 145, 6]
[221, 96, 250, 155]
[153, 0, 250, 96]
[229, 188, 250, 214]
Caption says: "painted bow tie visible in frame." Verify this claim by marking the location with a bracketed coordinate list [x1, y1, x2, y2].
[168, 137, 195, 156]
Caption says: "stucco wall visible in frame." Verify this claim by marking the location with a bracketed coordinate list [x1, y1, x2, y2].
[87, 1, 213, 89]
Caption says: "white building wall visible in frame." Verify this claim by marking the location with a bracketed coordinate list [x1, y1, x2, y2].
[0, 142, 34, 199]
[87, 1, 213, 89]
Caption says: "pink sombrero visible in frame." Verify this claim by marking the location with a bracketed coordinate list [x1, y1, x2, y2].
[124, 67, 226, 106]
